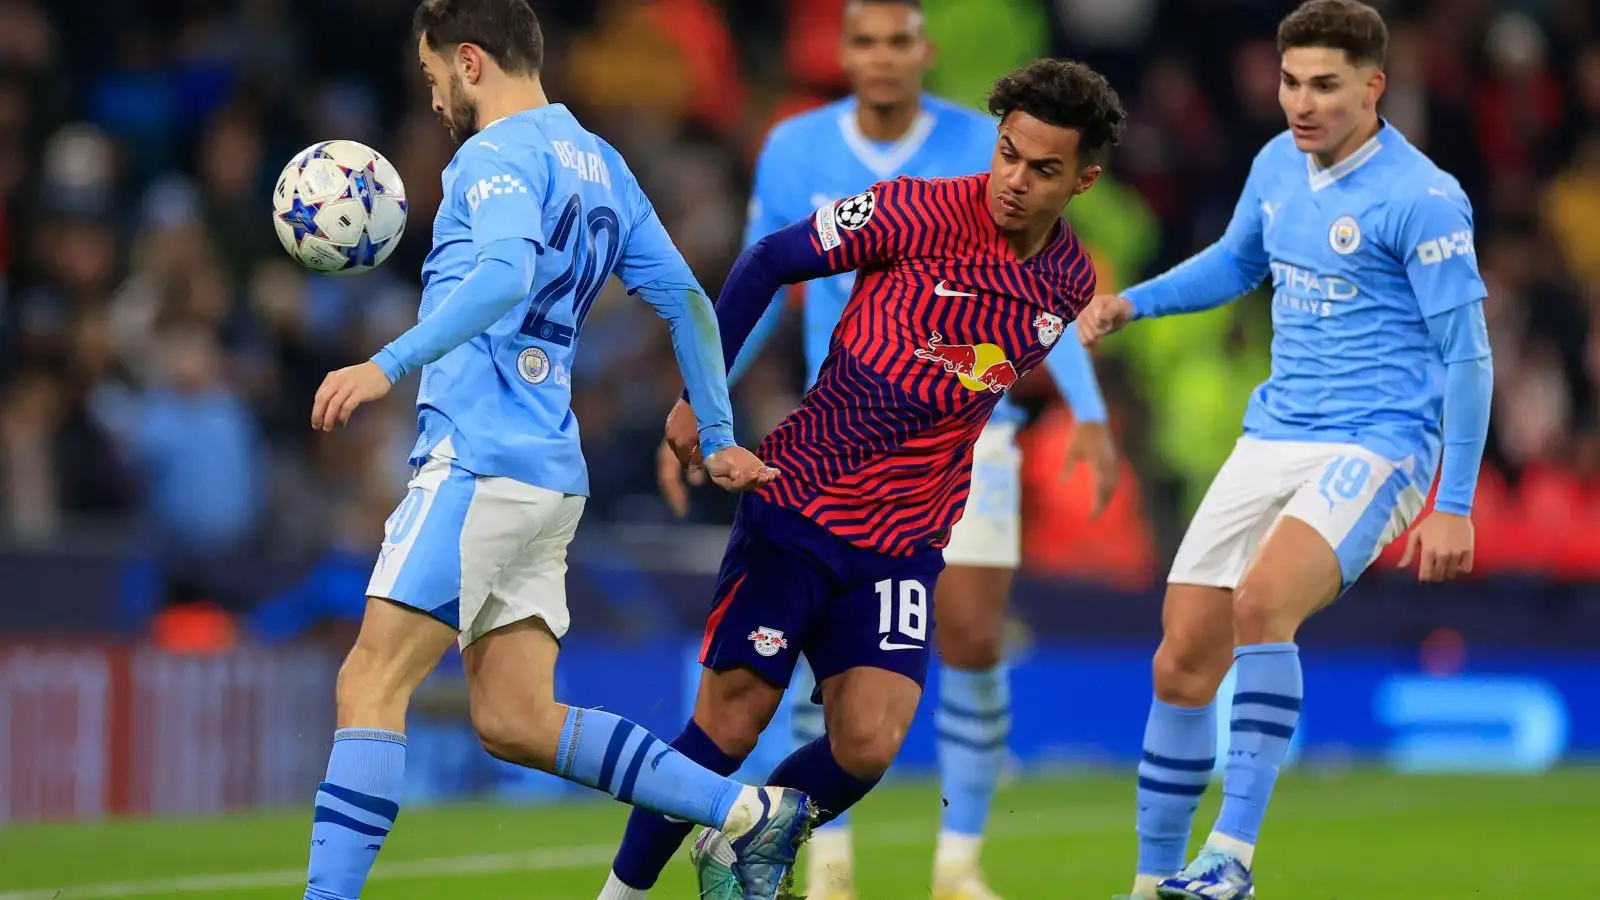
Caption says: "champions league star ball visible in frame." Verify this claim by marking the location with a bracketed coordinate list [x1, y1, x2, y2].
[272, 140, 407, 275]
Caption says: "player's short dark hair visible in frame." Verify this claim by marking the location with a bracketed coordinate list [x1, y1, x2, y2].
[846, 0, 923, 8]
[1277, 0, 1388, 68]
[986, 59, 1126, 167]
[414, 0, 544, 75]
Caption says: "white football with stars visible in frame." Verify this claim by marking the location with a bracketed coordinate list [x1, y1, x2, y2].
[272, 140, 407, 275]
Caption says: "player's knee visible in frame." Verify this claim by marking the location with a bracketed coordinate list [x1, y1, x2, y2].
[827, 715, 905, 780]
[692, 669, 781, 759]
[694, 706, 764, 760]
[471, 697, 563, 770]
[1151, 638, 1229, 706]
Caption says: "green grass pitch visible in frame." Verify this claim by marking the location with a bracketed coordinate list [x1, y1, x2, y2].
[2, 769, 1596, 898]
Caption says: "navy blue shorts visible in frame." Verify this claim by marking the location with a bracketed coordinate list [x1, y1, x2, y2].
[699, 494, 945, 699]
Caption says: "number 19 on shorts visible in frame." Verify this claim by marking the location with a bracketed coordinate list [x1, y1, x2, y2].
[876, 578, 928, 650]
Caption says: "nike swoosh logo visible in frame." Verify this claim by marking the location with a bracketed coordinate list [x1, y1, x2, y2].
[879, 636, 921, 651]
[934, 280, 976, 298]
[1428, 187, 1448, 197]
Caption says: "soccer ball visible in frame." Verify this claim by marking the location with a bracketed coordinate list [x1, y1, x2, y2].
[272, 140, 407, 275]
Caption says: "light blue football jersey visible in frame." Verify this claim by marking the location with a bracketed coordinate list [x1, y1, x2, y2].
[407, 104, 719, 496]
[736, 94, 1104, 426]
[1222, 125, 1488, 486]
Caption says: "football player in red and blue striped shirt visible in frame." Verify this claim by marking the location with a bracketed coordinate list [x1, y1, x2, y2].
[603, 58, 1126, 900]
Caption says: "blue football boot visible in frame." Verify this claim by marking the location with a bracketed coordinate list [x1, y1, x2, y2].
[1156, 846, 1256, 899]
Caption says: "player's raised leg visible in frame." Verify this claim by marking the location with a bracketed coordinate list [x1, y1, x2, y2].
[466, 486, 809, 900]
[929, 566, 1014, 900]
[792, 661, 859, 900]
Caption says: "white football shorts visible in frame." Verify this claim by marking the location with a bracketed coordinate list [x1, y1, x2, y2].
[942, 420, 1022, 570]
[366, 445, 585, 648]
[1169, 437, 1427, 591]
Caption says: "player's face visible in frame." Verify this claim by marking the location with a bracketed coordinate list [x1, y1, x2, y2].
[1279, 46, 1384, 158]
[987, 112, 1101, 233]
[419, 36, 482, 145]
[840, 1, 932, 109]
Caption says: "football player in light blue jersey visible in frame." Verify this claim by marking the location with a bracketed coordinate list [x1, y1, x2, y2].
[1079, 3, 1492, 898]
[300, 3, 812, 899]
[627, 3, 1118, 900]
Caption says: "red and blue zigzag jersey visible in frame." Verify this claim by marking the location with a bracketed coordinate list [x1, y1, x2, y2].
[741, 173, 1097, 556]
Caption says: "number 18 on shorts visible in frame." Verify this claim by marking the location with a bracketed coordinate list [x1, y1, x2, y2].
[699, 495, 945, 696]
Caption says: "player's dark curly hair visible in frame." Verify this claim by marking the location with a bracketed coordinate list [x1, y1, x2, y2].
[1277, 0, 1388, 67]
[414, 0, 543, 75]
[986, 59, 1126, 166]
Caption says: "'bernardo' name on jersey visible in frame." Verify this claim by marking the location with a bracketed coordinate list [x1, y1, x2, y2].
[551, 140, 610, 188]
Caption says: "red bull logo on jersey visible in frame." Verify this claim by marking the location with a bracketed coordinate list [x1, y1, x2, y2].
[915, 332, 1019, 394]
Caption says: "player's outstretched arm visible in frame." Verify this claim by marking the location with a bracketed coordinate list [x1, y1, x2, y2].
[1081, 150, 1276, 347]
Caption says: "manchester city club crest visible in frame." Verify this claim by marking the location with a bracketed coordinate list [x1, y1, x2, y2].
[1328, 215, 1362, 254]
[517, 346, 550, 384]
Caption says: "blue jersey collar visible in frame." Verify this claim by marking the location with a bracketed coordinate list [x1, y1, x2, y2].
[837, 97, 937, 180]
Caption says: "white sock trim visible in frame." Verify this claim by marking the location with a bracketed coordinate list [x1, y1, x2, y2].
[598, 870, 648, 899]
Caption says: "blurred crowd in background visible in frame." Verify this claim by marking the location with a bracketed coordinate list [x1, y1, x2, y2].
[0, 0, 1597, 598]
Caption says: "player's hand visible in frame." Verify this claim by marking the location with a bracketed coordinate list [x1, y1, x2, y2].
[1077, 294, 1135, 347]
[312, 362, 392, 431]
[656, 438, 706, 518]
[663, 398, 704, 473]
[1397, 510, 1475, 583]
[1061, 420, 1120, 519]
[703, 446, 780, 493]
